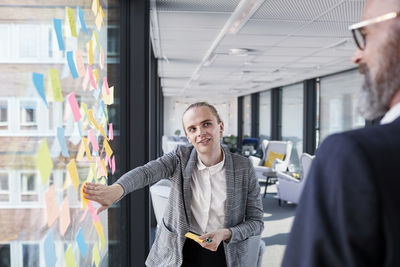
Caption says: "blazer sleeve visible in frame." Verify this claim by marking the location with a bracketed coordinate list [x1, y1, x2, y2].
[229, 160, 264, 243]
[281, 134, 382, 267]
[114, 149, 178, 199]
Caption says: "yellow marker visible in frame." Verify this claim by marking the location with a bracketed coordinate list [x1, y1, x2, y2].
[185, 232, 204, 243]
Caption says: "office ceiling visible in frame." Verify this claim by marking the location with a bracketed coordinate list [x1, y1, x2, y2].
[150, 0, 366, 98]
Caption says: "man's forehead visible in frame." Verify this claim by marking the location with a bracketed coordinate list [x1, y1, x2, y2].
[363, 0, 398, 20]
[183, 107, 215, 126]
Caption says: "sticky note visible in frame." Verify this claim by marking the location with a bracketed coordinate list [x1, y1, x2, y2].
[49, 68, 63, 102]
[67, 92, 82, 122]
[67, 159, 79, 190]
[53, 19, 65, 51]
[76, 228, 88, 258]
[112, 155, 115, 174]
[36, 139, 53, 185]
[92, 243, 100, 267]
[93, 31, 100, 53]
[95, 13, 102, 31]
[82, 66, 89, 91]
[79, 206, 89, 222]
[87, 40, 93, 66]
[32, 73, 49, 108]
[88, 129, 99, 152]
[66, 7, 77, 37]
[88, 201, 99, 223]
[185, 232, 204, 243]
[109, 123, 113, 140]
[57, 127, 70, 158]
[44, 230, 57, 267]
[77, 7, 88, 34]
[60, 197, 70, 236]
[74, 50, 85, 77]
[88, 109, 100, 129]
[64, 244, 77, 267]
[67, 51, 79, 79]
[100, 47, 104, 69]
[45, 185, 59, 227]
[80, 181, 89, 209]
[92, 0, 99, 16]
[94, 221, 105, 251]
[76, 140, 85, 161]
[82, 137, 93, 161]
[103, 139, 113, 158]
[93, 68, 99, 88]
[103, 86, 114, 105]
[87, 65, 96, 89]
[81, 102, 88, 120]
[69, 122, 82, 145]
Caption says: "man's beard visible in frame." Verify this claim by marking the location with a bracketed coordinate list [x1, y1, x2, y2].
[357, 39, 400, 120]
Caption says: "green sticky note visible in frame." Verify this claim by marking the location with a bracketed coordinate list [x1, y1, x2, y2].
[64, 244, 77, 267]
[49, 68, 63, 102]
[36, 139, 53, 185]
[66, 7, 77, 37]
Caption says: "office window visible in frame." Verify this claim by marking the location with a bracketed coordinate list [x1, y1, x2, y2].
[319, 69, 364, 144]
[259, 90, 271, 141]
[22, 244, 39, 267]
[282, 83, 303, 172]
[20, 101, 38, 130]
[0, 173, 9, 202]
[20, 173, 38, 202]
[0, 244, 11, 267]
[0, 100, 8, 130]
[243, 95, 251, 137]
[19, 25, 39, 58]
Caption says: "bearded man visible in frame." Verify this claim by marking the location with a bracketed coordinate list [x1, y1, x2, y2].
[282, 0, 400, 266]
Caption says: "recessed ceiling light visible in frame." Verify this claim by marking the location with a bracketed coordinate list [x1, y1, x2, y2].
[229, 48, 249, 56]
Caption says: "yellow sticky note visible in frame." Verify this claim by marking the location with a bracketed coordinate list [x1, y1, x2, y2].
[93, 31, 100, 53]
[45, 75, 54, 102]
[49, 68, 63, 102]
[36, 138, 53, 185]
[86, 164, 94, 183]
[60, 197, 70, 236]
[81, 181, 89, 209]
[45, 185, 59, 227]
[93, 68, 99, 88]
[66, 7, 77, 37]
[91, 0, 99, 16]
[103, 86, 114, 105]
[92, 243, 100, 267]
[76, 140, 85, 161]
[95, 13, 102, 31]
[81, 102, 88, 119]
[98, 124, 108, 141]
[87, 40, 93, 65]
[88, 109, 100, 129]
[64, 244, 77, 267]
[100, 5, 104, 19]
[67, 159, 79, 190]
[94, 221, 105, 251]
[103, 139, 113, 158]
[185, 232, 204, 243]
[82, 137, 93, 161]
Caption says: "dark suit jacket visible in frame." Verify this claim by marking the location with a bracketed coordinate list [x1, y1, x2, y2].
[282, 117, 400, 267]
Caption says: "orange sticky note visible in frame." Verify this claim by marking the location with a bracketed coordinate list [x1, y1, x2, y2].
[60, 197, 70, 236]
[36, 138, 54, 185]
[67, 159, 79, 190]
[45, 185, 59, 227]
[64, 244, 77, 267]
[94, 221, 105, 251]
[81, 181, 89, 209]
[74, 50, 85, 77]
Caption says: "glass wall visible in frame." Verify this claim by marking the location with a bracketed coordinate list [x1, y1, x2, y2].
[319, 69, 364, 144]
[281, 83, 303, 172]
[259, 90, 271, 141]
[243, 95, 251, 137]
[0, 1, 121, 266]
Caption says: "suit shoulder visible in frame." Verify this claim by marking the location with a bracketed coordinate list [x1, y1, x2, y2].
[230, 152, 252, 167]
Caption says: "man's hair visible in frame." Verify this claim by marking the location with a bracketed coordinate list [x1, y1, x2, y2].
[182, 102, 223, 132]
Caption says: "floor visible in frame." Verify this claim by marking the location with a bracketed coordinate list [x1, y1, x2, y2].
[260, 184, 297, 267]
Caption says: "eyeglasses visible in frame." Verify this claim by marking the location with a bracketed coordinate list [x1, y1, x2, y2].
[349, 11, 399, 50]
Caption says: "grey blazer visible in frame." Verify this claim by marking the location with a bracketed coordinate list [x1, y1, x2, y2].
[116, 144, 264, 267]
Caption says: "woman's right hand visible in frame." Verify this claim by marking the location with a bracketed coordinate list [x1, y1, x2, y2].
[83, 183, 124, 214]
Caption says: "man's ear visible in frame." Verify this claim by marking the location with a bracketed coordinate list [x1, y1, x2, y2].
[219, 122, 224, 136]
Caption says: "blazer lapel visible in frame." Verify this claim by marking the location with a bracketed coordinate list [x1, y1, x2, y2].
[183, 147, 197, 226]
[223, 146, 235, 227]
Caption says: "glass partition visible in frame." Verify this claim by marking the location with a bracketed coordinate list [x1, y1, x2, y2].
[0, 1, 121, 266]
[259, 90, 271, 141]
[243, 95, 251, 138]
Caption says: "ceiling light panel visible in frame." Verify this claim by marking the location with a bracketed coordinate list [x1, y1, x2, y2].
[156, 0, 240, 12]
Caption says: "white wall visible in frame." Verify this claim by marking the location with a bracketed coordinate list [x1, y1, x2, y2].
[163, 97, 238, 137]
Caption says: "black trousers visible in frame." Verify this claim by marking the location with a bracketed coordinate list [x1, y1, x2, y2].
[181, 238, 227, 267]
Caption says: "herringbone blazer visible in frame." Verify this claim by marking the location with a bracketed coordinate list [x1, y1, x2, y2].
[116, 144, 264, 267]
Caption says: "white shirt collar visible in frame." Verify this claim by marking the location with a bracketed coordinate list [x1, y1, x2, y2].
[197, 149, 225, 174]
[380, 102, 400, 124]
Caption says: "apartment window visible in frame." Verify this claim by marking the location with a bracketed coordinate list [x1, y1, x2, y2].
[0, 244, 11, 267]
[22, 244, 39, 267]
[0, 25, 9, 59]
[20, 101, 38, 130]
[20, 173, 38, 202]
[282, 83, 303, 172]
[19, 25, 39, 58]
[0, 173, 9, 202]
[259, 90, 271, 141]
[319, 69, 364, 144]
[0, 100, 8, 130]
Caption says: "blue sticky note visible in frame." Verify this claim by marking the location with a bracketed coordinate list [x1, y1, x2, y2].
[101, 100, 108, 121]
[67, 51, 78, 79]
[93, 88, 100, 100]
[78, 121, 83, 137]
[32, 73, 49, 108]
[78, 7, 88, 34]
[57, 127, 70, 157]
[44, 230, 57, 267]
[76, 228, 88, 258]
[53, 19, 65, 51]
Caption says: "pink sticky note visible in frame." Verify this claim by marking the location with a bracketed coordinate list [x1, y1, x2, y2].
[103, 77, 110, 95]
[88, 129, 99, 152]
[112, 155, 115, 175]
[45, 185, 59, 227]
[67, 92, 82, 122]
[105, 154, 110, 168]
[74, 50, 85, 77]
[109, 123, 113, 140]
[87, 65, 97, 90]
[82, 66, 90, 91]
[88, 201, 99, 222]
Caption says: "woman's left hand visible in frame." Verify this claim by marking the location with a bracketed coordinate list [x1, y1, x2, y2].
[198, 228, 232, 252]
